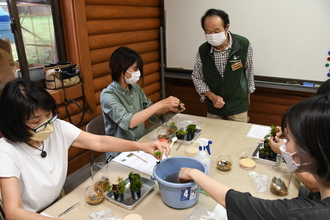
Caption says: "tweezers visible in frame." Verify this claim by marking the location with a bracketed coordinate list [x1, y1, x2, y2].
[176, 140, 184, 151]
[58, 202, 80, 217]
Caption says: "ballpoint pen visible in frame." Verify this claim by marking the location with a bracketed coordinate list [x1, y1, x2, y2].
[58, 202, 80, 217]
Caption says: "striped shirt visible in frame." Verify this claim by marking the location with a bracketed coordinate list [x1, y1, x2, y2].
[192, 33, 255, 102]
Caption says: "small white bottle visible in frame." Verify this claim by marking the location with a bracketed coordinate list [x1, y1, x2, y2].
[194, 145, 211, 175]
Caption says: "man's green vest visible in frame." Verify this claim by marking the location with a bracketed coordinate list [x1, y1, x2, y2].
[199, 33, 250, 116]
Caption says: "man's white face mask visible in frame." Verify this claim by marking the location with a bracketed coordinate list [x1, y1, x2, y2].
[205, 31, 226, 46]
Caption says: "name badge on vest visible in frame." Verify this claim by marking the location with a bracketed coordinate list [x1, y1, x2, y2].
[231, 60, 243, 71]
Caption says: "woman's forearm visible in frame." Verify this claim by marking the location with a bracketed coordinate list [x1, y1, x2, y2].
[129, 104, 160, 128]
[185, 169, 230, 208]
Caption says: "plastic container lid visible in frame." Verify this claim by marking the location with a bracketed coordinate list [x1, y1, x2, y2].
[185, 147, 199, 157]
[239, 158, 256, 170]
[124, 214, 143, 220]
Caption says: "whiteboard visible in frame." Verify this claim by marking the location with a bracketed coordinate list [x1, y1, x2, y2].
[164, 0, 330, 83]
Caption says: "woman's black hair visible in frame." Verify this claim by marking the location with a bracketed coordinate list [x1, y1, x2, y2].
[108, 46, 143, 83]
[282, 95, 330, 181]
[317, 78, 330, 95]
[0, 78, 57, 142]
[201, 9, 230, 30]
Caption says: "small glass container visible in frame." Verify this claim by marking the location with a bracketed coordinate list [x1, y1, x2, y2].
[85, 185, 104, 205]
[90, 162, 110, 192]
[166, 115, 178, 135]
[216, 155, 232, 171]
[269, 164, 292, 196]
[157, 128, 170, 140]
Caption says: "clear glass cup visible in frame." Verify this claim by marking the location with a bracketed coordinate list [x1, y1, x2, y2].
[85, 185, 104, 205]
[269, 164, 292, 196]
[216, 155, 232, 171]
[90, 162, 110, 192]
[157, 128, 170, 140]
[166, 115, 178, 135]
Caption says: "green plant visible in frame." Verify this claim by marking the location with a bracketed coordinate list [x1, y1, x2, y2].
[169, 122, 177, 129]
[176, 129, 187, 135]
[186, 124, 196, 133]
[177, 101, 184, 111]
[263, 125, 277, 149]
[128, 172, 144, 192]
[168, 122, 178, 135]
[153, 150, 162, 157]
[259, 125, 277, 160]
[112, 177, 127, 194]
[128, 172, 140, 181]
[130, 179, 143, 192]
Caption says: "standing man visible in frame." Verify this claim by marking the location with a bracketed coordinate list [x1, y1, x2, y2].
[192, 9, 255, 122]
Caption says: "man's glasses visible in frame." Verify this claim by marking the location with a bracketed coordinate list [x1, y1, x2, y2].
[29, 112, 58, 133]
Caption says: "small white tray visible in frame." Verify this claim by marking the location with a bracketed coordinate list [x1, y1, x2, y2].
[251, 142, 277, 166]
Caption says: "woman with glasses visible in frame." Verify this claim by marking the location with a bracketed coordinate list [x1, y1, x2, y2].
[0, 78, 170, 220]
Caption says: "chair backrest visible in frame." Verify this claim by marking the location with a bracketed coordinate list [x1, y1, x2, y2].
[86, 114, 105, 135]
[86, 114, 106, 164]
[0, 198, 5, 220]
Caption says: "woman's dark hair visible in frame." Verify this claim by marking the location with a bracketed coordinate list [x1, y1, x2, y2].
[0, 78, 57, 142]
[282, 95, 330, 181]
[201, 9, 230, 30]
[317, 78, 330, 95]
[109, 46, 143, 82]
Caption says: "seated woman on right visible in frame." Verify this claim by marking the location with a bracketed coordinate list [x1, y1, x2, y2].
[179, 95, 330, 219]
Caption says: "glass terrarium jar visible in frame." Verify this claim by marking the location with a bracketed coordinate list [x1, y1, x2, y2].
[90, 162, 111, 192]
[166, 115, 178, 135]
[85, 185, 104, 205]
[157, 128, 170, 140]
[216, 155, 232, 171]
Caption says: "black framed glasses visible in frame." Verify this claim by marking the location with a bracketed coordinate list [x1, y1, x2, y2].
[29, 112, 58, 133]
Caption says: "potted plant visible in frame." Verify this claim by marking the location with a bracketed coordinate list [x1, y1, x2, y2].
[176, 129, 186, 140]
[186, 124, 196, 141]
[167, 122, 178, 135]
[112, 177, 126, 201]
[128, 172, 144, 200]
[259, 125, 277, 161]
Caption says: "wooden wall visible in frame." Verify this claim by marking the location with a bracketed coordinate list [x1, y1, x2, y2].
[249, 87, 315, 126]
[165, 77, 315, 127]
[59, 0, 164, 175]
[57, 0, 315, 176]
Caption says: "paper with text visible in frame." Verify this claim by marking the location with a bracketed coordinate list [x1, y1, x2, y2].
[246, 125, 271, 140]
[112, 151, 160, 176]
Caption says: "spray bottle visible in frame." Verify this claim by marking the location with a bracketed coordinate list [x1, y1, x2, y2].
[193, 138, 212, 175]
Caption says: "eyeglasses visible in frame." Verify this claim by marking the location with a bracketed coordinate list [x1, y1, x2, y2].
[29, 112, 58, 133]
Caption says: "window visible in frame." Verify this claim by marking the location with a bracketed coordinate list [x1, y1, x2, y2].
[0, 0, 65, 91]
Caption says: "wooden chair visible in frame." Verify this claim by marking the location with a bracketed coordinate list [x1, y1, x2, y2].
[85, 114, 105, 164]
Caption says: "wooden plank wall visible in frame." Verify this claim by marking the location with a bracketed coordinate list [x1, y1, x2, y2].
[61, 0, 164, 175]
[59, 0, 315, 175]
[165, 77, 315, 127]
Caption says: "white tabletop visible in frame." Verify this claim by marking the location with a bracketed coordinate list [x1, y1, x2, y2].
[43, 113, 300, 219]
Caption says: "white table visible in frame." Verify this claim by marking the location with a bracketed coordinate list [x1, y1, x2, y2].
[43, 113, 300, 219]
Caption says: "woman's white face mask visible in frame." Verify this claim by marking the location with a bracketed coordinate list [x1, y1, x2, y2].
[205, 31, 226, 47]
[123, 70, 140, 84]
[279, 144, 310, 171]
